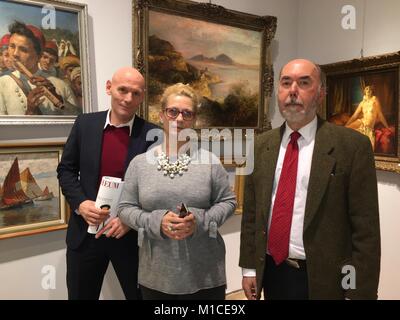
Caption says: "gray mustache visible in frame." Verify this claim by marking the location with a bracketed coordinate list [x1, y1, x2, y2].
[285, 99, 303, 107]
[285, 96, 303, 107]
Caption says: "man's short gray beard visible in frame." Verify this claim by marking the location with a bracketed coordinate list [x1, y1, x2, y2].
[281, 108, 306, 123]
[280, 100, 318, 124]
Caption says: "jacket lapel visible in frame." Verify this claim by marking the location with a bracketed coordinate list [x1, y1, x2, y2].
[125, 116, 146, 170]
[89, 111, 107, 185]
[81, 111, 107, 190]
[303, 119, 336, 231]
[257, 126, 283, 223]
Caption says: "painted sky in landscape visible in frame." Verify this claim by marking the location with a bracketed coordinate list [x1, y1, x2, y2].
[149, 10, 261, 66]
[0, 0, 78, 37]
[0, 152, 59, 194]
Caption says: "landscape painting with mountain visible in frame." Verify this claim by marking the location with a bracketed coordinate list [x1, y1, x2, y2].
[147, 10, 262, 128]
[0, 145, 67, 239]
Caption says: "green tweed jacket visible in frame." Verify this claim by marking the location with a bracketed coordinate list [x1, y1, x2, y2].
[239, 117, 381, 300]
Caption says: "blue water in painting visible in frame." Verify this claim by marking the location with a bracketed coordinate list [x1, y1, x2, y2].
[188, 60, 259, 99]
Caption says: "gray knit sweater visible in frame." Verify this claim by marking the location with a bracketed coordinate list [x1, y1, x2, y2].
[118, 148, 237, 294]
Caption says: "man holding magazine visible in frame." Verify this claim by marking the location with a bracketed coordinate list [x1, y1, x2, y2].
[57, 67, 159, 300]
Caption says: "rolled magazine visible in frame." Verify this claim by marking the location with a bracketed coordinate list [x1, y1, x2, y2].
[87, 176, 124, 234]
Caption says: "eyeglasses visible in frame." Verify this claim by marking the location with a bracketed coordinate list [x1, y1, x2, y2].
[164, 107, 195, 121]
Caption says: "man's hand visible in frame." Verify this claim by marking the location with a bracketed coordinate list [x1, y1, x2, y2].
[95, 217, 130, 239]
[26, 87, 45, 114]
[30, 76, 64, 104]
[30, 76, 56, 93]
[242, 276, 257, 300]
[161, 210, 196, 240]
[78, 200, 109, 226]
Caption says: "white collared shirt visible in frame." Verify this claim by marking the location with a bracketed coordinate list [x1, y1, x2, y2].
[104, 109, 135, 136]
[242, 116, 317, 277]
[269, 116, 317, 259]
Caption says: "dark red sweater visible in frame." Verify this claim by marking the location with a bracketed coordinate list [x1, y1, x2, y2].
[99, 125, 130, 182]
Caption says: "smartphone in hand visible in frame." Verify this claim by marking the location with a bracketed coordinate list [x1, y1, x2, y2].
[179, 203, 189, 218]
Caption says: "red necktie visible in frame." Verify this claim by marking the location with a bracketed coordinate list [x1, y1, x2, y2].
[268, 131, 301, 265]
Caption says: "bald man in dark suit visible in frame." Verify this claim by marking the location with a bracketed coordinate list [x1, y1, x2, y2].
[58, 67, 159, 299]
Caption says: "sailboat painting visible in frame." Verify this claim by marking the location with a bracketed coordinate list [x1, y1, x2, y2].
[0, 143, 67, 239]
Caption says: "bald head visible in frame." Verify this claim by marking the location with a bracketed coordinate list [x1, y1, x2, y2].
[106, 66, 145, 125]
[111, 66, 144, 88]
[280, 59, 323, 88]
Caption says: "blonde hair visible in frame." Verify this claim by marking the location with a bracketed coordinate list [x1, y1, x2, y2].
[364, 85, 374, 93]
[160, 83, 199, 113]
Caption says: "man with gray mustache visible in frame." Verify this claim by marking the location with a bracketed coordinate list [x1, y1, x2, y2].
[239, 59, 380, 300]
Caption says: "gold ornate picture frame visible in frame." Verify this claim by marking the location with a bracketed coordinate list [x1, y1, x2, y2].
[133, 0, 277, 132]
[321, 52, 400, 173]
[0, 142, 68, 239]
[221, 159, 245, 214]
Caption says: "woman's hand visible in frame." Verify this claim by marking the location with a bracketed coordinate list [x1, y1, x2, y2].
[161, 210, 196, 240]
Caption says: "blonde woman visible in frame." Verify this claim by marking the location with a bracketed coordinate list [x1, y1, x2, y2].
[118, 83, 236, 300]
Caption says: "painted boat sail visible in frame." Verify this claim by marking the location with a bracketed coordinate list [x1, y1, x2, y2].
[20, 168, 44, 199]
[0, 158, 33, 210]
[36, 186, 54, 201]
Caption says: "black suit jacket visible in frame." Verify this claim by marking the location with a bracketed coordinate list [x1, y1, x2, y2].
[57, 111, 160, 249]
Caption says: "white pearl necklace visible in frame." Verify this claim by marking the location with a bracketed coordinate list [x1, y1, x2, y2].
[157, 152, 191, 178]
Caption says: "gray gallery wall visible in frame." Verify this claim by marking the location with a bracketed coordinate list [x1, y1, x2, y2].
[1, 0, 399, 299]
